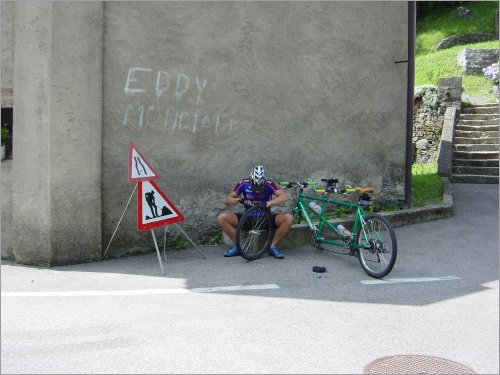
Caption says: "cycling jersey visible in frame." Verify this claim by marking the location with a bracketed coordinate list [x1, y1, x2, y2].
[233, 178, 279, 211]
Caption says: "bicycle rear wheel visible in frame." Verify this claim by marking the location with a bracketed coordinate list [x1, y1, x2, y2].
[236, 206, 274, 261]
[356, 214, 397, 278]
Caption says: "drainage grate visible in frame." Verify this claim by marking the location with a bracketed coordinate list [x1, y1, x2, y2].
[364, 355, 476, 374]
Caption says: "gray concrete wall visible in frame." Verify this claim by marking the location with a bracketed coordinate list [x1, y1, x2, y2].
[1, 1, 15, 258]
[1, 1, 15, 91]
[102, 1, 408, 256]
[10, 2, 103, 265]
[49, 2, 103, 264]
[1, 161, 13, 259]
[2, 1, 409, 263]
[12, 1, 53, 265]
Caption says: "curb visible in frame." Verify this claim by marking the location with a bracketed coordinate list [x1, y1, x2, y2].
[224, 178, 454, 250]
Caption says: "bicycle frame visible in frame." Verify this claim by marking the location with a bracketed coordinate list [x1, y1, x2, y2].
[293, 190, 372, 250]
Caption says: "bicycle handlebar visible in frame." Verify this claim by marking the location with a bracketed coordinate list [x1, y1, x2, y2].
[238, 198, 268, 208]
[279, 178, 369, 196]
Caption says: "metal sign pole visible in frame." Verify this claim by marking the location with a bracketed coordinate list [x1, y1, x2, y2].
[151, 229, 166, 275]
[103, 184, 137, 258]
[175, 223, 206, 259]
[163, 227, 169, 263]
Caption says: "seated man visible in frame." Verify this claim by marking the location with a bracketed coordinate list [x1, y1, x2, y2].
[217, 165, 293, 259]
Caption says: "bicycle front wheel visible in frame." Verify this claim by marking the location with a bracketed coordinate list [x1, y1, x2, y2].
[356, 214, 397, 279]
[236, 206, 274, 261]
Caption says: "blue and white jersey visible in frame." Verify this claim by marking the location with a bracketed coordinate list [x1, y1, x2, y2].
[233, 178, 279, 210]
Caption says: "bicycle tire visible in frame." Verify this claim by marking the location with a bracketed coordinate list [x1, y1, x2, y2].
[356, 214, 397, 279]
[236, 206, 274, 261]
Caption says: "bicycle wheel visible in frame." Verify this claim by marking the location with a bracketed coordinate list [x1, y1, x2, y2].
[356, 214, 397, 278]
[236, 206, 274, 261]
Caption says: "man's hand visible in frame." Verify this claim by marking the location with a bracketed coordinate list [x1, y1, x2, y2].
[239, 198, 252, 206]
[258, 201, 269, 209]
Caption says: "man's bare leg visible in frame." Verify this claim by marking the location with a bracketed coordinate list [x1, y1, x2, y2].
[271, 213, 293, 248]
[217, 212, 238, 244]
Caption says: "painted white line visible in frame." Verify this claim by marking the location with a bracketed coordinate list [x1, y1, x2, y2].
[191, 284, 280, 293]
[0, 284, 280, 298]
[361, 276, 461, 285]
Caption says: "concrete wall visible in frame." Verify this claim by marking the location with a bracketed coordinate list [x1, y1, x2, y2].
[102, 1, 408, 256]
[7, 2, 103, 265]
[2, 1, 409, 263]
[1, 1, 15, 91]
[1, 1, 15, 257]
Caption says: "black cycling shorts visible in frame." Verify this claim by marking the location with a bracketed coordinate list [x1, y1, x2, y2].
[236, 212, 278, 231]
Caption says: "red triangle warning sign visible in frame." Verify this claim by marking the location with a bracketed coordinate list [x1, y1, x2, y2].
[128, 143, 159, 182]
[137, 181, 184, 231]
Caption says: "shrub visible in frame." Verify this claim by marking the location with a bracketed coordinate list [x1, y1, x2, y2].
[483, 62, 499, 83]
[1, 127, 9, 146]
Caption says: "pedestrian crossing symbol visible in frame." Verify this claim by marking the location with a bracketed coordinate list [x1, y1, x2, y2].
[128, 143, 159, 182]
[137, 180, 184, 231]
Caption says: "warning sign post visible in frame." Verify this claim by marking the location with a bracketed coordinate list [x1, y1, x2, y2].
[104, 143, 205, 276]
[128, 143, 159, 182]
[138, 180, 184, 231]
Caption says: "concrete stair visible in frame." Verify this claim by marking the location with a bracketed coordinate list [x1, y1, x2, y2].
[451, 104, 499, 184]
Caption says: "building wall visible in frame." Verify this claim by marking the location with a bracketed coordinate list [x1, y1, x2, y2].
[102, 1, 408, 256]
[1, 1, 15, 91]
[4, 2, 103, 265]
[2, 1, 409, 264]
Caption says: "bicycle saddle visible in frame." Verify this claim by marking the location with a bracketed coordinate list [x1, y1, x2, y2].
[321, 178, 338, 185]
[353, 186, 374, 194]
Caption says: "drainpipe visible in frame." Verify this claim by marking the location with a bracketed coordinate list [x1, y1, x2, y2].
[404, 1, 416, 209]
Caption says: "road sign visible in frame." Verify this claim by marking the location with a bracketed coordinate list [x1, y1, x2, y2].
[137, 180, 184, 231]
[128, 143, 159, 182]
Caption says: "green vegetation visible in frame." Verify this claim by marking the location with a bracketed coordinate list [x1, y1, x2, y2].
[415, 2, 499, 101]
[411, 164, 444, 207]
[1, 127, 8, 146]
[210, 230, 223, 246]
[416, 2, 498, 56]
[415, 40, 498, 101]
[165, 234, 189, 250]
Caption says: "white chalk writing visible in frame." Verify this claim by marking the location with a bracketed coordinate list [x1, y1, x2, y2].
[155, 71, 171, 105]
[124, 67, 152, 95]
[195, 76, 207, 105]
[123, 67, 237, 134]
[123, 104, 236, 135]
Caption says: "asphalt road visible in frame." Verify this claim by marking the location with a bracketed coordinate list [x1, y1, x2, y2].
[1, 183, 498, 374]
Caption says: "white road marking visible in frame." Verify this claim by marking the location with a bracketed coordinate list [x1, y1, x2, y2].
[0, 284, 280, 297]
[361, 276, 461, 285]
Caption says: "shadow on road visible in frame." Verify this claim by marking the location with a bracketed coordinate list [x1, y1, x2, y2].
[2, 184, 498, 306]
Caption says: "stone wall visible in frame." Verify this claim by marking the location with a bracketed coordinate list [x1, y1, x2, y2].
[412, 77, 462, 164]
[457, 48, 499, 76]
[413, 86, 442, 164]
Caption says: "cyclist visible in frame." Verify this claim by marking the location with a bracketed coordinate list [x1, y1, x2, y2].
[217, 165, 293, 259]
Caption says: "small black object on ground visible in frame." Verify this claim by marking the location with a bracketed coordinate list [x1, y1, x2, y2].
[312, 266, 326, 273]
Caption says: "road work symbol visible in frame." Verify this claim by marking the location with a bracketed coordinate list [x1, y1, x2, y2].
[128, 142, 159, 182]
[137, 180, 184, 230]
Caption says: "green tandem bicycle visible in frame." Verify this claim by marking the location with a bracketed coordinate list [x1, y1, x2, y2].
[235, 178, 397, 279]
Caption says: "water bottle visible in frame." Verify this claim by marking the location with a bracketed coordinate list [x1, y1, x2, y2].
[309, 201, 322, 214]
[337, 224, 352, 237]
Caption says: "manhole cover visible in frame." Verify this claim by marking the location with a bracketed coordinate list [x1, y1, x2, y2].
[364, 355, 476, 374]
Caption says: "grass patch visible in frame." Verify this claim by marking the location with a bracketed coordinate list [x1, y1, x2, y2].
[415, 40, 499, 101]
[164, 234, 189, 250]
[411, 164, 444, 207]
[416, 1, 498, 56]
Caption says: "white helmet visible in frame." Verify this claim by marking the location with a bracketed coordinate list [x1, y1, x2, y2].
[250, 165, 266, 191]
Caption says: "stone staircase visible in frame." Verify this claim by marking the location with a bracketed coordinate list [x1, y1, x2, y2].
[451, 103, 499, 183]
